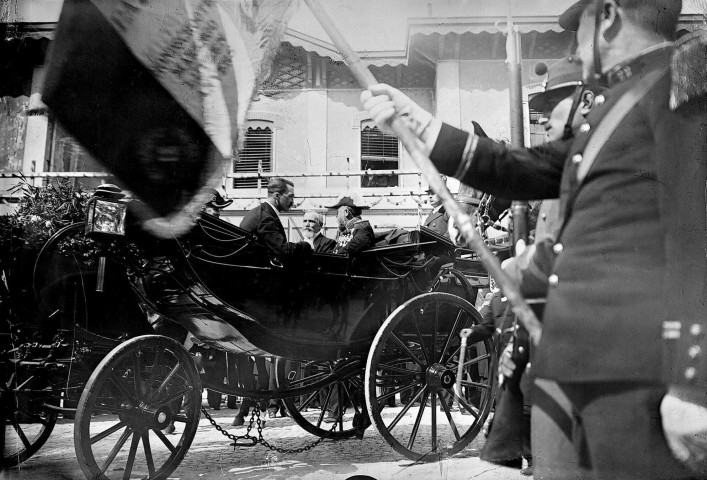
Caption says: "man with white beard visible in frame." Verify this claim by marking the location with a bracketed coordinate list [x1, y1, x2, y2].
[302, 210, 336, 253]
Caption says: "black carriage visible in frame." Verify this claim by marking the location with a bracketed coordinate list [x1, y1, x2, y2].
[2, 187, 498, 479]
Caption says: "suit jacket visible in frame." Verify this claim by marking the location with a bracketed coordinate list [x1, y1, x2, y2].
[240, 202, 311, 259]
[333, 219, 375, 255]
[423, 206, 450, 237]
[430, 46, 707, 384]
[312, 232, 336, 253]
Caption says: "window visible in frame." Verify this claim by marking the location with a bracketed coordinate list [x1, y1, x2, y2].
[49, 121, 108, 189]
[360, 125, 399, 188]
[233, 126, 272, 189]
[528, 108, 547, 147]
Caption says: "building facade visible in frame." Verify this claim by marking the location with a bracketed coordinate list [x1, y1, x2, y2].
[1, 0, 704, 236]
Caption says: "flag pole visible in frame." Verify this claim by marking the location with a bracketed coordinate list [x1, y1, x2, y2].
[303, 0, 542, 345]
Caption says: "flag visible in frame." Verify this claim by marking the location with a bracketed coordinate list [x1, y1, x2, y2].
[42, 0, 297, 237]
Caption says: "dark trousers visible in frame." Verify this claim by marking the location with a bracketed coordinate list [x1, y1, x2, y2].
[235, 355, 268, 417]
[532, 379, 695, 480]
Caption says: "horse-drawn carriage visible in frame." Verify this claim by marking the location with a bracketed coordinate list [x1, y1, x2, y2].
[2, 186, 499, 479]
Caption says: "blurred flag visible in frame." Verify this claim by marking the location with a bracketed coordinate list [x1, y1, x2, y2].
[43, 0, 297, 237]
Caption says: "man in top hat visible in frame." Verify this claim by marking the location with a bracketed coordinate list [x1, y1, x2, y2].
[240, 177, 311, 259]
[423, 175, 451, 236]
[328, 194, 375, 255]
[361, 1, 707, 477]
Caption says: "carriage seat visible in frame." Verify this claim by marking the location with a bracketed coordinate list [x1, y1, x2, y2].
[373, 228, 419, 247]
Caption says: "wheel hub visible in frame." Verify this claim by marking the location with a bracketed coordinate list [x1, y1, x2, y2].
[426, 363, 455, 389]
[118, 404, 172, 430]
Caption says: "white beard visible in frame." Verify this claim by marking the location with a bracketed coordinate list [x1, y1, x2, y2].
[302, 229, 315, 240]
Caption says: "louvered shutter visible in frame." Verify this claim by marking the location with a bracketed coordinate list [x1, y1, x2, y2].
[233, 126, 273, 189]
[361, 125, 399, 188]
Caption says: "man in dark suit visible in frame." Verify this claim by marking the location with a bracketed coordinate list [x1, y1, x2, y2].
[423, 175, 450, 236]
[361, 1, 706, 478]
[302, 210, 336, 253]
[240, 177, 311, 259]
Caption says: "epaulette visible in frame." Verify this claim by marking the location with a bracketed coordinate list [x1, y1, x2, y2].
[670, 29, 707, 110]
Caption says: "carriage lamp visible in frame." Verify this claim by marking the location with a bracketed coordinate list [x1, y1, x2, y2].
[85, 184, 128, 237]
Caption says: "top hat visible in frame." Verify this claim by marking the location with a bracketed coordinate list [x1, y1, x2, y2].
[205, 188, 232, 209]
[558, 0, 682, 31]
[528, 56, 584, 112]
[327, 193, 370, 210]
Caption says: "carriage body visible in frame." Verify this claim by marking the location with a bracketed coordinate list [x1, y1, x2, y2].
[2, 195, 498, 478]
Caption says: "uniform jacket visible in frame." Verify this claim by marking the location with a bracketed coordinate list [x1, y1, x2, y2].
[430, 46, 707, 383]
[240, 202, 311, 259]
[333, 219, 375, 255]
[423, 206, 450, 237]
[312, 232, 336, 253]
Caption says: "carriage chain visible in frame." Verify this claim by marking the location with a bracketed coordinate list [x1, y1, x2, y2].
[200, 406, 338, 454]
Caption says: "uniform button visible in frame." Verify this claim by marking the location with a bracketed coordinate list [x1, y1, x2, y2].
[548, 274, 559, 287]
[541, 213, 547, 220]
[691, 324, 703, 336]
[685, 367, 697, 381]
[572, 154, 583, 164]
[552, 243, 564, 254]
[595, 94, 605, 105]
[689, 345, 702, 359]
[579, 123, 591, 133]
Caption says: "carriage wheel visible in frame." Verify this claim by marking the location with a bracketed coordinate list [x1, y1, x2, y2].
[74, 335, 201, 480]
[429, 267, 476, 304]
[279, 358, 367, 439]
[1, 369, 58, 468]
[365, 292, 496, 461]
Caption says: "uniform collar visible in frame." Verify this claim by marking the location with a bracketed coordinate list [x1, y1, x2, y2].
[603, 42, 674, 87]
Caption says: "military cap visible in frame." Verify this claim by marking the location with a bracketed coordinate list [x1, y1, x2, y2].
[528, 56, 584, 112]
[559, 0, 682, 31]
[205, 188, 232, 209]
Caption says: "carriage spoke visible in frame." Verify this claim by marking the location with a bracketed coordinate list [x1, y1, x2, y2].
[109, 375, 138, 407]
[438, 310, 465, 364]
[15, 375, 35, 392]
[390, 334, 425, 367]
[287, 371, 329, 388]
[388, 386, 424, 432]
[377, 362, 419, 375]
[406, 390, 429, 450]
[451, 391, 479, 419]
[430, 390, 437, 451]
[91, 421, 126, 445]
[154, 429, 177, 454]
[337, 383, 344, 431]
[153, 362, 181, 401]
[442, 345, 462, 367]
[99, 427, 132, 474]
[17, 408, 49, 426]
[122, 432, 140, 480]
[10, 417, 32, 449]
[432, 302, 439, 365]
[153, 387, 191, 409]
[297, 390, 320, 411]
[461, 379, 491, 390]
[411, 310, 431, 366]
[132, 352, 142, 400]
[317, 386, 334, 427]
[341, 382, 360, 415]
[438, 391, 461, 441]
[462, 353, 491, 368]
[145, 350, 164, 402]
[142, 431, 156, 477]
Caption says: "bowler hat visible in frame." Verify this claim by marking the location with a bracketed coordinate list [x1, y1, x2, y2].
[528, 56, 583, 112]
[327, 193, 370, 210]
[205, 188, 232, 209]
[559, 0, 682, 31]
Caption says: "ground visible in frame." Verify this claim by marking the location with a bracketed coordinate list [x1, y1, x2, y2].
[2, 397, 526, 480]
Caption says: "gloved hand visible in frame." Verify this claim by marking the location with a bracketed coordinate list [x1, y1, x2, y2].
[360, 83, 433, 137]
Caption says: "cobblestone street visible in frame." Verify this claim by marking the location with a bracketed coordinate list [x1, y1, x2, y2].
[2, 403, 522, 480]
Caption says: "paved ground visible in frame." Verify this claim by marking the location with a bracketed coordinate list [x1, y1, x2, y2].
[2, 403, 527, 480]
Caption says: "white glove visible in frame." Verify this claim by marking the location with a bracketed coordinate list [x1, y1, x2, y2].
[662, 386, 707, 476]
[360, 83, 433, 137]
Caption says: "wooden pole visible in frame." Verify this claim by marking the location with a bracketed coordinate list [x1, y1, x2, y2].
[303, 0, 542, 345]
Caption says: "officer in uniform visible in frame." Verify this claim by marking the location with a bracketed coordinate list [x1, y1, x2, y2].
[361, 0, 707, 478]
[328, 194, 375, 255]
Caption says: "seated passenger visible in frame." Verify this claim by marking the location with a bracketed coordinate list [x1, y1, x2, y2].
[423, 174, 450, 236]
[328, 194, 374, 255]
[302, 210, 336, 253]
[240, 177, 311, 259]
[202, 188, 233, 217]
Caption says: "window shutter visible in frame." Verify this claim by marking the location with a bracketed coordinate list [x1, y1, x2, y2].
[361, 125, 399, 188]
[233, 126, 273, 189]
